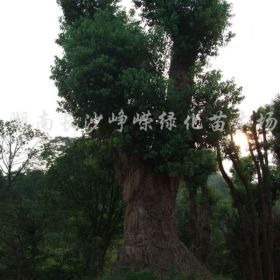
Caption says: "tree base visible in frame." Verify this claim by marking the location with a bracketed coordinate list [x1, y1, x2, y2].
[116, 155, 212, 279]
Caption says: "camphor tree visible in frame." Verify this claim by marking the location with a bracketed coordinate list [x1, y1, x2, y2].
[52, 0, 242, 277]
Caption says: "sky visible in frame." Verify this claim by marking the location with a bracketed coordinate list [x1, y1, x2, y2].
[0, 0, 279, 138]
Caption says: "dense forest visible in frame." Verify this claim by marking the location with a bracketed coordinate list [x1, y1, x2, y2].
[0, 1, 280, 280]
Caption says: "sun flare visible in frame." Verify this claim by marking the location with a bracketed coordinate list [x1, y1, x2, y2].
[233, 131, 249, 153]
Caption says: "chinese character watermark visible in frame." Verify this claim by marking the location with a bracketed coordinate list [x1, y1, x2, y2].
[158, 112, 177, 131]
[84, 113, 103, 133]
[257, 112, 277, 132]
[109, 109, 128, 132]
[133, 111, 153, 131]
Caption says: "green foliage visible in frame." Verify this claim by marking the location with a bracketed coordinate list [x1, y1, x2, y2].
[57, 0, 119, 25]
[133, 0, 233, 63]
[230, 157, 256, 188]
[52, 3, 243, 175]
[207, 185, 241, 279]
[183, 149, 217, 183]
[44, 137, 123, 277]
[52, 7, 182, 171]
[52, 8, 166, 121]
[191, 70, 243, 147]
[0, 134, 123, 279]
[41, 136, 75, 167]
[0, 170, 46, 280]
[176, 174, 242, 279]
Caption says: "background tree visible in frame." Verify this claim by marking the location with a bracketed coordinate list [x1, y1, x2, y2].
[0, 119, 46, 190]
[272, 94, 280, 162]
[216, 107, 280, 280]
[41, 136, 75, 167]
[44, 138, 123, 278]
[0, 170, 46, 280]
[0, 134, 123, 280]
[180, 150, 217, 264]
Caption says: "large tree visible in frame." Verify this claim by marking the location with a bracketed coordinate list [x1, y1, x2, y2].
[52, 0, 241, 277]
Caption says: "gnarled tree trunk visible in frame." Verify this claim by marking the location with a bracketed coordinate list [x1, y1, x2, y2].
[116, 154, 211, 278]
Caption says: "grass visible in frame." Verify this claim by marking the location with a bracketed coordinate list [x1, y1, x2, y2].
[96, 269, 232, 280]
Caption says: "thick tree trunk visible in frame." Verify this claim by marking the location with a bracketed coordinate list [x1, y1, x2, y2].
[116, 155, 211, 278]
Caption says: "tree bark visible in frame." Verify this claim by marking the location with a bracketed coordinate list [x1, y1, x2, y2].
[252, 121, 274, 280]
[116, 155, 211, 278]
[199, 182, 211, 264]
[217, 145, 264, 280]
[188, 184, 200, 257]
